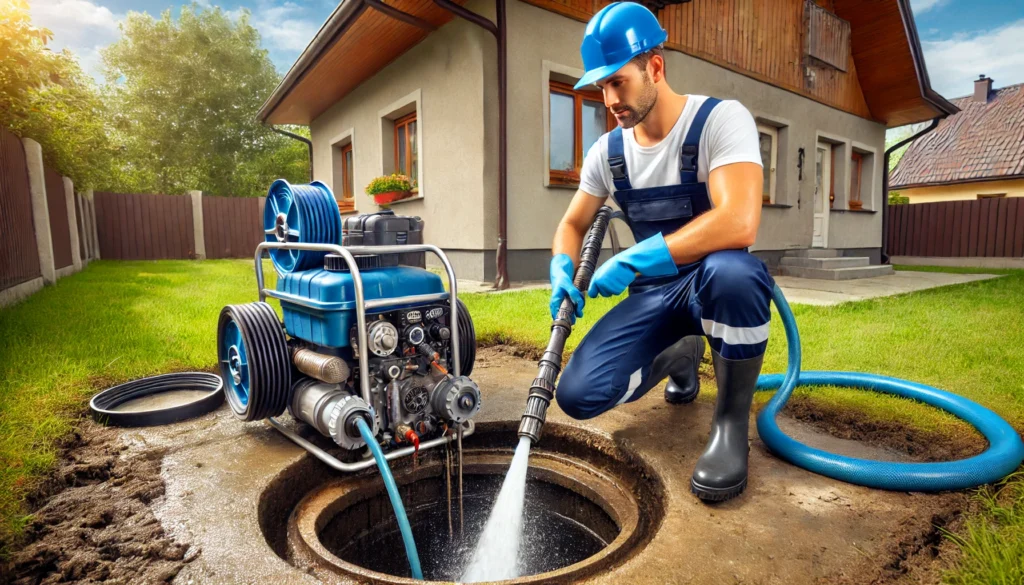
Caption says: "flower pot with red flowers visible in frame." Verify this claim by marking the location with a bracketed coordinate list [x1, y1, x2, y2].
[366, 174, 416, 208]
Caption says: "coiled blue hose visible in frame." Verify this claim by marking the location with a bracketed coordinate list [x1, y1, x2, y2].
[263, 179, 342, 274]
[356, 417, 424, 580]
[757, 284, 1024, 491]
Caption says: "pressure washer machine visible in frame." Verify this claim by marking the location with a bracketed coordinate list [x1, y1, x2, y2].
[217, 180, 481, 471]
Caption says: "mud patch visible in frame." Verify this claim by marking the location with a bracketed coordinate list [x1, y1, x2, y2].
[4, 420, 192, 584]
[827, 494, 969, 585]
[782, 398, 987, 463]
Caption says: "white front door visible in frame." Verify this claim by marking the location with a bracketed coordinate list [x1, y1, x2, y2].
[812, 142, 831, 248]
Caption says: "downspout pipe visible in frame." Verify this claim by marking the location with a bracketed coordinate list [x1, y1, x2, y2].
[881, 116, 943, 264]
[432, 0, 508, 289]
[269, 125, 314, 183]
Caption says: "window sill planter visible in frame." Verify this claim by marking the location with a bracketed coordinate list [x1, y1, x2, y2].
[373, 190, 413, 206]
[848, 200, 864, 210]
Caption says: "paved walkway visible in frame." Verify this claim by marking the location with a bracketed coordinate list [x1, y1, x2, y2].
[455, 271, 1001, 306]
[773, 270, 1000, 306]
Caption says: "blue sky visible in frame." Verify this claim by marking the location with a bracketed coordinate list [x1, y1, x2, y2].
[30, 0, 1024, 102]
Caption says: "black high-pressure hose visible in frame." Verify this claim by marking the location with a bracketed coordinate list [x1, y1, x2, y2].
[518, 205, 614, 443]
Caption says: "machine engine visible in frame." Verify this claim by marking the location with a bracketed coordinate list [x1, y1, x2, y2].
[286, 297, 480, 450]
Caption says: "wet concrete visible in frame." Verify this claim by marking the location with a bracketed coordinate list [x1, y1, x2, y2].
[110, 346, 965, 584]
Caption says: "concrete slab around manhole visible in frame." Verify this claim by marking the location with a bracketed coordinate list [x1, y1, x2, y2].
[774, 270, 1000, 306]
[109, 346, 965, 585]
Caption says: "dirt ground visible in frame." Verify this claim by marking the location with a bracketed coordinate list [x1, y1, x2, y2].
[3, 345, 986, 584]
[4, 423, 195, 585]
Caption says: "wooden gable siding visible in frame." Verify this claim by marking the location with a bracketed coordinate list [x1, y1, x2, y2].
[834, 0, 935, 127]
[521, 0, 874, 120]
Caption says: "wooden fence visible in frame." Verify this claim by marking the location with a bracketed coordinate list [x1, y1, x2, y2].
[44, 166, 74, 269]
[94, 192, 196, 260]
[94, 192, 266, 260]
[0, 127, 41, 290]
[887, 198, 1024, 258]
[202, 196, 265, 259]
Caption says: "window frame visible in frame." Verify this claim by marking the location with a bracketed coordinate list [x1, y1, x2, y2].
[338, 142, 355, 213]
[393, 111, 418, 191]
[756, 124, 779, 204]
[548, 80, 614, 186]
[848, 151, 863, 209]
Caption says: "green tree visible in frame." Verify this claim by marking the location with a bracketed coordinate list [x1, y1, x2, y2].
[0, 0, 56, 121]
[0, 0, 116, 188]
[12, 58, 118, 189]
[102, 4, 308, 197]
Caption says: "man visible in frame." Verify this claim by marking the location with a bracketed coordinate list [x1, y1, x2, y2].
[549, 1, 774, 502]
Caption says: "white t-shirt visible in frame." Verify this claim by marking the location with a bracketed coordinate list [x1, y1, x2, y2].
[579, 96, 762, 199]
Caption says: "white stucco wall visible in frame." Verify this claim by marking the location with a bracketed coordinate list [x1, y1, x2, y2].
[310, 0, 890, 279]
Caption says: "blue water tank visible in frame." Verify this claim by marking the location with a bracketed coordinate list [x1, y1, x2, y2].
[274, 266, 446, 348]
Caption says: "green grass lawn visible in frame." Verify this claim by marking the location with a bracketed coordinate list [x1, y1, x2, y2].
[1, 260, 1022, 582]
[0, 259, 277, 554]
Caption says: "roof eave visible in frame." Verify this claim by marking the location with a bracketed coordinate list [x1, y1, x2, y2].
[257, 0, 367, 125]
[896, 0, 959, 121]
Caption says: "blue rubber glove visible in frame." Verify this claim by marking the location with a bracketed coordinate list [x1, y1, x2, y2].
[549, 254, 585, 322]
[588, 233, 678, 298]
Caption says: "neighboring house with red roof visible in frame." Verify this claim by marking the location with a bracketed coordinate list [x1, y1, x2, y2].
[891, 76, 1024, 203]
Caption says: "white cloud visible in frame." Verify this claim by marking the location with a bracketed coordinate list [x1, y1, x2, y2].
[910, 0, 948, 14]
[921, 19, 1024, 99]
[30, 0, 324, 77]
[30, 0, 122, 79]
[241, 1, 323, 70]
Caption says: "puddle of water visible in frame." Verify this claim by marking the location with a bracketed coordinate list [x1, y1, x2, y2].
[111, 390, 214, 413]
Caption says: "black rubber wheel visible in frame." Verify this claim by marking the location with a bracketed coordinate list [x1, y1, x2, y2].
[217, 302, 291, 421]
[456, 298, 476, 377]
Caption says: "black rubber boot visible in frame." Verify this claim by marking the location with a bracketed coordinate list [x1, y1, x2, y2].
[690, 348, 764, 502]
[661, 336, 705, 405]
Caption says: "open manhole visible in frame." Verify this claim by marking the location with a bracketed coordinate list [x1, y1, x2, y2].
[259, 421, 665, 584]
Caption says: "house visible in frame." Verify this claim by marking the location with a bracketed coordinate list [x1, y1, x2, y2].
[890, 76, 1024, 203]
[257, 0, 956, 283]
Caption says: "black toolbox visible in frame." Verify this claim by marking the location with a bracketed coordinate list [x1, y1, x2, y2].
[341, 210, 426, 268]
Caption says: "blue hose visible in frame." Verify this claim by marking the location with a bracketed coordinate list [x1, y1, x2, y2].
[355, 417, 424, 580]
[757, 284, 1024, 491]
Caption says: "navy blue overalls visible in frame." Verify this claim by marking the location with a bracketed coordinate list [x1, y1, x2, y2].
[555, 97, 775, 421]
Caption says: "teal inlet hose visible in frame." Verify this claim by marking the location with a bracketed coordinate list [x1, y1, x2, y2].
[758, 284, 1024, 491]
[356, 417, 424, 580]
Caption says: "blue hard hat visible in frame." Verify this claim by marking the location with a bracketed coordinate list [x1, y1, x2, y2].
[574, 2, 668, 90]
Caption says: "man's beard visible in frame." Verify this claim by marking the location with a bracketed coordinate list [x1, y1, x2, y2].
[613, 72, 658, 129]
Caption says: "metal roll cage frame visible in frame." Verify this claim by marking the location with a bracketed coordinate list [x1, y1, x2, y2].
[255, 241, 475, 472]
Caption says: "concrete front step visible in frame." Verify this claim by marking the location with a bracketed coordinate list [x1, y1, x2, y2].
[785, 248, 841, 258]
[779, 256, 870, 269]
[779, 264, 895, 280]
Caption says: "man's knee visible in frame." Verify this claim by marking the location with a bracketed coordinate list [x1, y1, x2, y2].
[555, 359, 612, 420]
[555, 371, 595, 420]
[699, 250, 772, 306]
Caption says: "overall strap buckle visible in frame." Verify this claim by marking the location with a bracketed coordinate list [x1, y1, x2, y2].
[678, 97, 722, 183]
[679, 144, 698, 174]
[609, 155, 627, 181]
[607, 126, 632, 190]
